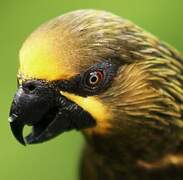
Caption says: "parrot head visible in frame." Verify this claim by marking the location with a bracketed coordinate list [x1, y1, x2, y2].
[9, 10, 183, 145]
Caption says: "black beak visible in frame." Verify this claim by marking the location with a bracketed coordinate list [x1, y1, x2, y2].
[9, 80, 95, 145]
[9, 114, 25, 145]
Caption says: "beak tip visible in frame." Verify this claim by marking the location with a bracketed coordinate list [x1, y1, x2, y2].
[9, 119, 26, 146]
[21, 141, 26, 146]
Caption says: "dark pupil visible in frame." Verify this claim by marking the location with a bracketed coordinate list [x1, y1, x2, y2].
[90, 75, 98, 84]
[27, 84, 36, 91]
[86, 71, 103, 88]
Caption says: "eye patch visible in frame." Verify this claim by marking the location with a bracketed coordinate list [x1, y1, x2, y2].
[54, 61, 120, 97]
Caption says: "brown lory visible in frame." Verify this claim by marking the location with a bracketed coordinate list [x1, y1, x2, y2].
[9, 10, 183, 179]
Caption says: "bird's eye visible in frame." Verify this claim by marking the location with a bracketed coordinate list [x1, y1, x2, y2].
[70, 61, 118, 96]
[85, 71, 104, 89]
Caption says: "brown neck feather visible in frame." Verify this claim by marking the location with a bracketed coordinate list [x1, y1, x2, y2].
[81, 124, 183, 179]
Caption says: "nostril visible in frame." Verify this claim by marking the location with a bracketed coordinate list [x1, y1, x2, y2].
[27, 84, 36, 91]
[23, 82, 37, 93]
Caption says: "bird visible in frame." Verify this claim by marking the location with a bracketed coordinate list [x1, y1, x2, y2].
[9, 9, 183, 179]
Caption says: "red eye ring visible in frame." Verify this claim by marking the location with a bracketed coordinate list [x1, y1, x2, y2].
[86, 71, 104, 87]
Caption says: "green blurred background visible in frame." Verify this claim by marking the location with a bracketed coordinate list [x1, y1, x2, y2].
[0, 0, 183, 179]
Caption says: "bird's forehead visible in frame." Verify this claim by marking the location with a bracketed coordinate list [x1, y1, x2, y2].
[19, 29, 85, 81]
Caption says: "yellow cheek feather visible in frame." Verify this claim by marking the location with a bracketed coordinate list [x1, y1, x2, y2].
[61, 91, 112, 134]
